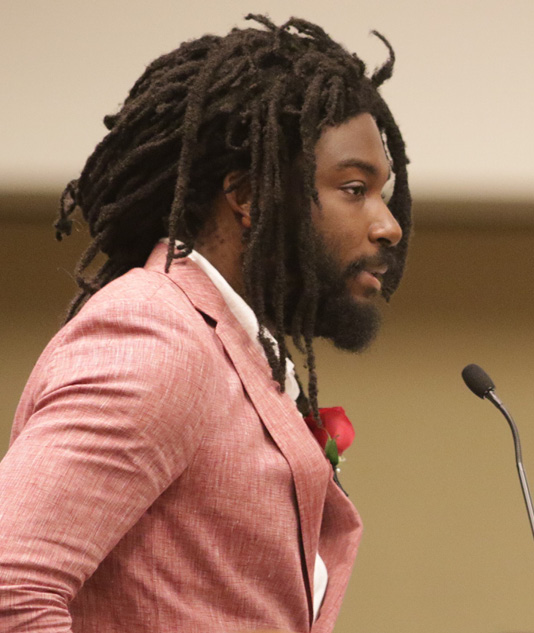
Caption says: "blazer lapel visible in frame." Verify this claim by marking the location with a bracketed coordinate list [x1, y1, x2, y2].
[145, 243, 361, 628]
[215, 314, 331, 621]
[215, 316, 363, 631]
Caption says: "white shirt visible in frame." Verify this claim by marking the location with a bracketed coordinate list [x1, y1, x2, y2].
[169, 243, 328, 621]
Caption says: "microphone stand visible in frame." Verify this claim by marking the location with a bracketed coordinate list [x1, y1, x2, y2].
[486, 389, 534, 541]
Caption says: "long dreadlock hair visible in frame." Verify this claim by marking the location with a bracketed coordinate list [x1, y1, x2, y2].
[55, 14, 411, 419]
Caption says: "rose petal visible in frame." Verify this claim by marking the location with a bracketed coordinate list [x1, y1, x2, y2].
[304, 406, 354, 455]
[318, 407, 355, 455]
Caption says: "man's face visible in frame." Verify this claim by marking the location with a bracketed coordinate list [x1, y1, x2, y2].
[309, 112, 404, 351]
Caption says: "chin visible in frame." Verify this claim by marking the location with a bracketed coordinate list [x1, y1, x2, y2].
[314, 291, 382, 352]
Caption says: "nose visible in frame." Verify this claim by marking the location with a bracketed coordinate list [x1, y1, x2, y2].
[368, 200, 403, 247]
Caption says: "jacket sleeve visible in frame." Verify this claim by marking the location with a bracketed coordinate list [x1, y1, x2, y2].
[0, 291, 214, 631]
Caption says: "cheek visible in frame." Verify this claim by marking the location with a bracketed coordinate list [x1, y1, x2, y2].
[311, 198, 349, 240]
[320, 217, 367, 261]
[311, 197, 368, 265]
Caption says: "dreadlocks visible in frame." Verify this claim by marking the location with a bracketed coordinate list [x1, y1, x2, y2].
[54, 14, 411, 419]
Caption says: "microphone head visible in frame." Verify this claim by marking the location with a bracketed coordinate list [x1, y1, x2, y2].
[462, 363, 495, 398]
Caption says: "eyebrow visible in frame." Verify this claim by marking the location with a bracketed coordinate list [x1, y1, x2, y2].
[335, 158, 392, 181]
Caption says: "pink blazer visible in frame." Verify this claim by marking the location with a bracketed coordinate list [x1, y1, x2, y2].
[0, 242, 362, 633]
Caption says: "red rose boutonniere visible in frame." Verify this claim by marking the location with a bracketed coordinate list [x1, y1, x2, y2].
[304, 406, 355, 472]
[305, 406, 354, 494]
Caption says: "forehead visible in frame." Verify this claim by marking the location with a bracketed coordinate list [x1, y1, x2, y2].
[314, 113, 389, 175]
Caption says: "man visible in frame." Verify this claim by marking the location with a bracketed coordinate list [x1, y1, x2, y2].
[0, 14, 411, 633]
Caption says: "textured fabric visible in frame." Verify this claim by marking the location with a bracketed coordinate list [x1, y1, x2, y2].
[177, 243, 328, 618]
[164, 239, 300, 401]
[0, 241, 363, 633]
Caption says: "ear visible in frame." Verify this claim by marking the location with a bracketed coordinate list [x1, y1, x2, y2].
[223, 172, 252, 230]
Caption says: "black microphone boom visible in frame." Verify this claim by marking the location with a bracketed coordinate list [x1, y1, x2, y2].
[462, 363, 534, 542]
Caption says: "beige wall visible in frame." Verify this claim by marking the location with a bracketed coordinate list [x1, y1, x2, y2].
[2, 0, 534, 201]
[1, 197, 534, 631]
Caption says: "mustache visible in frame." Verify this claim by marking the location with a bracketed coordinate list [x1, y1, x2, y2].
[342, 248, 400, 281]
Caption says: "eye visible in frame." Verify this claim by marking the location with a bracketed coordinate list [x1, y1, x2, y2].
[341, 182, 366, 198]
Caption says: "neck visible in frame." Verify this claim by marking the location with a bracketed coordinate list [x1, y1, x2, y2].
[194, 196, 246, 298]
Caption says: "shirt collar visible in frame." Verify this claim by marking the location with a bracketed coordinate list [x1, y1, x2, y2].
[160, 239, 300, 401]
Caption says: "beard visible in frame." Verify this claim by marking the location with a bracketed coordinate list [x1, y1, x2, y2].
[276, 227, 401, 353]
[311, 237, 382, 352]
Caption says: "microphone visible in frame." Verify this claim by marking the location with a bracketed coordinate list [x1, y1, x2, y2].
[462, 363, 534, 541]
[461, 363, 495, 399]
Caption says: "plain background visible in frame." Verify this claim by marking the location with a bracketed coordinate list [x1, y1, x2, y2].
[1, 1, 534, 632]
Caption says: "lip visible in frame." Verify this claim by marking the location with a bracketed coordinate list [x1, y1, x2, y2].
[366, 264, 388, 276]
[357, 270, 383, 292]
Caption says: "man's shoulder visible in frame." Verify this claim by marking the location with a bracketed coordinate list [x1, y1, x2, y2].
[49, 265, 215, 362]
[26, 266, 219, 405]
[84, 266, 191, 312]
